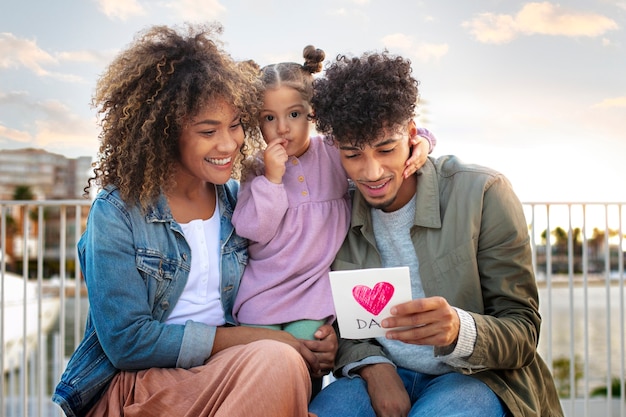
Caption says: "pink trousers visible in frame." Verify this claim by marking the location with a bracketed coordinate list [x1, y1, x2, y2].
[87, 339, 316, 417]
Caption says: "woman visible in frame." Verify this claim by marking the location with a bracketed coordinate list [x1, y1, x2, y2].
[52, 23, 336, 417]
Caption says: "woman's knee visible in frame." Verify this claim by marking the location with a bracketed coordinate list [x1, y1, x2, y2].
[244, 340, 310, 382]
[246, 339, 306, 366]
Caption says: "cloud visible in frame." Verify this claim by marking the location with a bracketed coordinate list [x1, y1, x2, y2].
[0, 90, 30, 106]
[0, 93, 98, 156]
[592, 96, 626, 109]
[414, 43, 449, 62]
[0, 124, 32, 144]
[0, 33, 96, 82]
[39, 116, 98, 157]
[162, 0, 226, 21]
[97, 0, 145, 20]
[463, 2, 619, 44]
[34, 115, 98, 156]
[57, 49, 116, 66]
[382, 33, 414, 50]
[0, 33, 57, 76]
[462, 13, 518, 44]
[381, 33, 448, 63]
[97, 0, 226, 23]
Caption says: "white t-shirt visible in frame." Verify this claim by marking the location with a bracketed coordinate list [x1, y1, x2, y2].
[165, 198, 225, 326]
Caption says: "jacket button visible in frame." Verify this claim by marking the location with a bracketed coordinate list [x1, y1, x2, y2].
[182, 253, 188, 261]
[161, 301, 170, 310]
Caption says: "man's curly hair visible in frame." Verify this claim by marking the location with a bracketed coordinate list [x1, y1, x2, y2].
[86, 23, 264, 209]
[312, 51, 419, 147]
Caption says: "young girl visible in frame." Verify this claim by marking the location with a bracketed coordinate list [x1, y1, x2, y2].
[52, 26, 335, 417]
[232, 45, 436, 340]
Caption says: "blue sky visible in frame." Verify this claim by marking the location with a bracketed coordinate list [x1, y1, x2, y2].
[1, 0, 625, 203]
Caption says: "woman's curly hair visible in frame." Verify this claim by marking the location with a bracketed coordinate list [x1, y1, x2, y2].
[311, 51, 419, 147]
[86, 23, 264, 209]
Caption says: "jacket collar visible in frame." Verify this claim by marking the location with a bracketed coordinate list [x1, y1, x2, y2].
[145, 192, 174, 223]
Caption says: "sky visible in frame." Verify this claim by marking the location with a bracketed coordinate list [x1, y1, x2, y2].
[1, 0, 625, 204]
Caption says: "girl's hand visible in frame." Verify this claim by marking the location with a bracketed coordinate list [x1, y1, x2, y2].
[264, 138, 288, 183]
[403, 134, 430, 179]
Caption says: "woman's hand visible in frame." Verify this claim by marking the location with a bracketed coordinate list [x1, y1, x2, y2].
[213, 324, 337, 376]
[213, 326, 319, 370]
[302, 324, 338, 377]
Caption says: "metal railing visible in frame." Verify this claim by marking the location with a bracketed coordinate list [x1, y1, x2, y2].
[525, 203, 625, 417]
[2, 200, 90, 417]
[1, 200, 625, 417]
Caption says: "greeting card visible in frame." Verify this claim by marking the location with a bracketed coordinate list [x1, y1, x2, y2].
[329, 266, 412, 339]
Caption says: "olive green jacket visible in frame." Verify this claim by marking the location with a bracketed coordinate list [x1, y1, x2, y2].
[332, 155, 563, 417]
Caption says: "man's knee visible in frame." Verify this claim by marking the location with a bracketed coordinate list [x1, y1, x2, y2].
[310, 377, 374, 417]
[419, 373, 506, 416]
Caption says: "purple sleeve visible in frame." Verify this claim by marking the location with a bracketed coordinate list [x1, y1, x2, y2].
[231, 175, 289, 245]
[416, 127, 437, 154]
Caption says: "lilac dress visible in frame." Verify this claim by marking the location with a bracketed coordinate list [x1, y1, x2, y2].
[232, 136, 350, 326]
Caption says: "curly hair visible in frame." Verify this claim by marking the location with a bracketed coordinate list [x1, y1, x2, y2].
[240, 45, 325, 181]
[86, 23, 264, 209]
[311, 51, 419, 147]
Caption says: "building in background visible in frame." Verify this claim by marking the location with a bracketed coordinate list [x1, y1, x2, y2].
[0, 148, 92, 200]
[0, 148, 93, 277]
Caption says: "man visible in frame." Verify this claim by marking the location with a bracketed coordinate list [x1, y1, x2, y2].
[308, 51, 563, 417]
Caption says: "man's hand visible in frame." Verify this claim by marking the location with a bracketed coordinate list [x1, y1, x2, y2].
[381, 296, 460, 347]
[263, 138, 288, 183]
[302, 324, 338, 377]
[359, 363, 410, 417]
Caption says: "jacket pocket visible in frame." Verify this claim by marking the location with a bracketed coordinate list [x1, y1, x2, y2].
[136, 249, 181, 300]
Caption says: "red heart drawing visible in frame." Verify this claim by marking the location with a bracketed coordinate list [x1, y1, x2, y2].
[352, 282, 395, 316]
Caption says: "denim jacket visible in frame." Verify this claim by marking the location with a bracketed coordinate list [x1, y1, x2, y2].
[52, 180, 248, 417]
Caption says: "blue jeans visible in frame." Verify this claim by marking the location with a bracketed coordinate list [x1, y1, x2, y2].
[309, 367, 510, 417]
